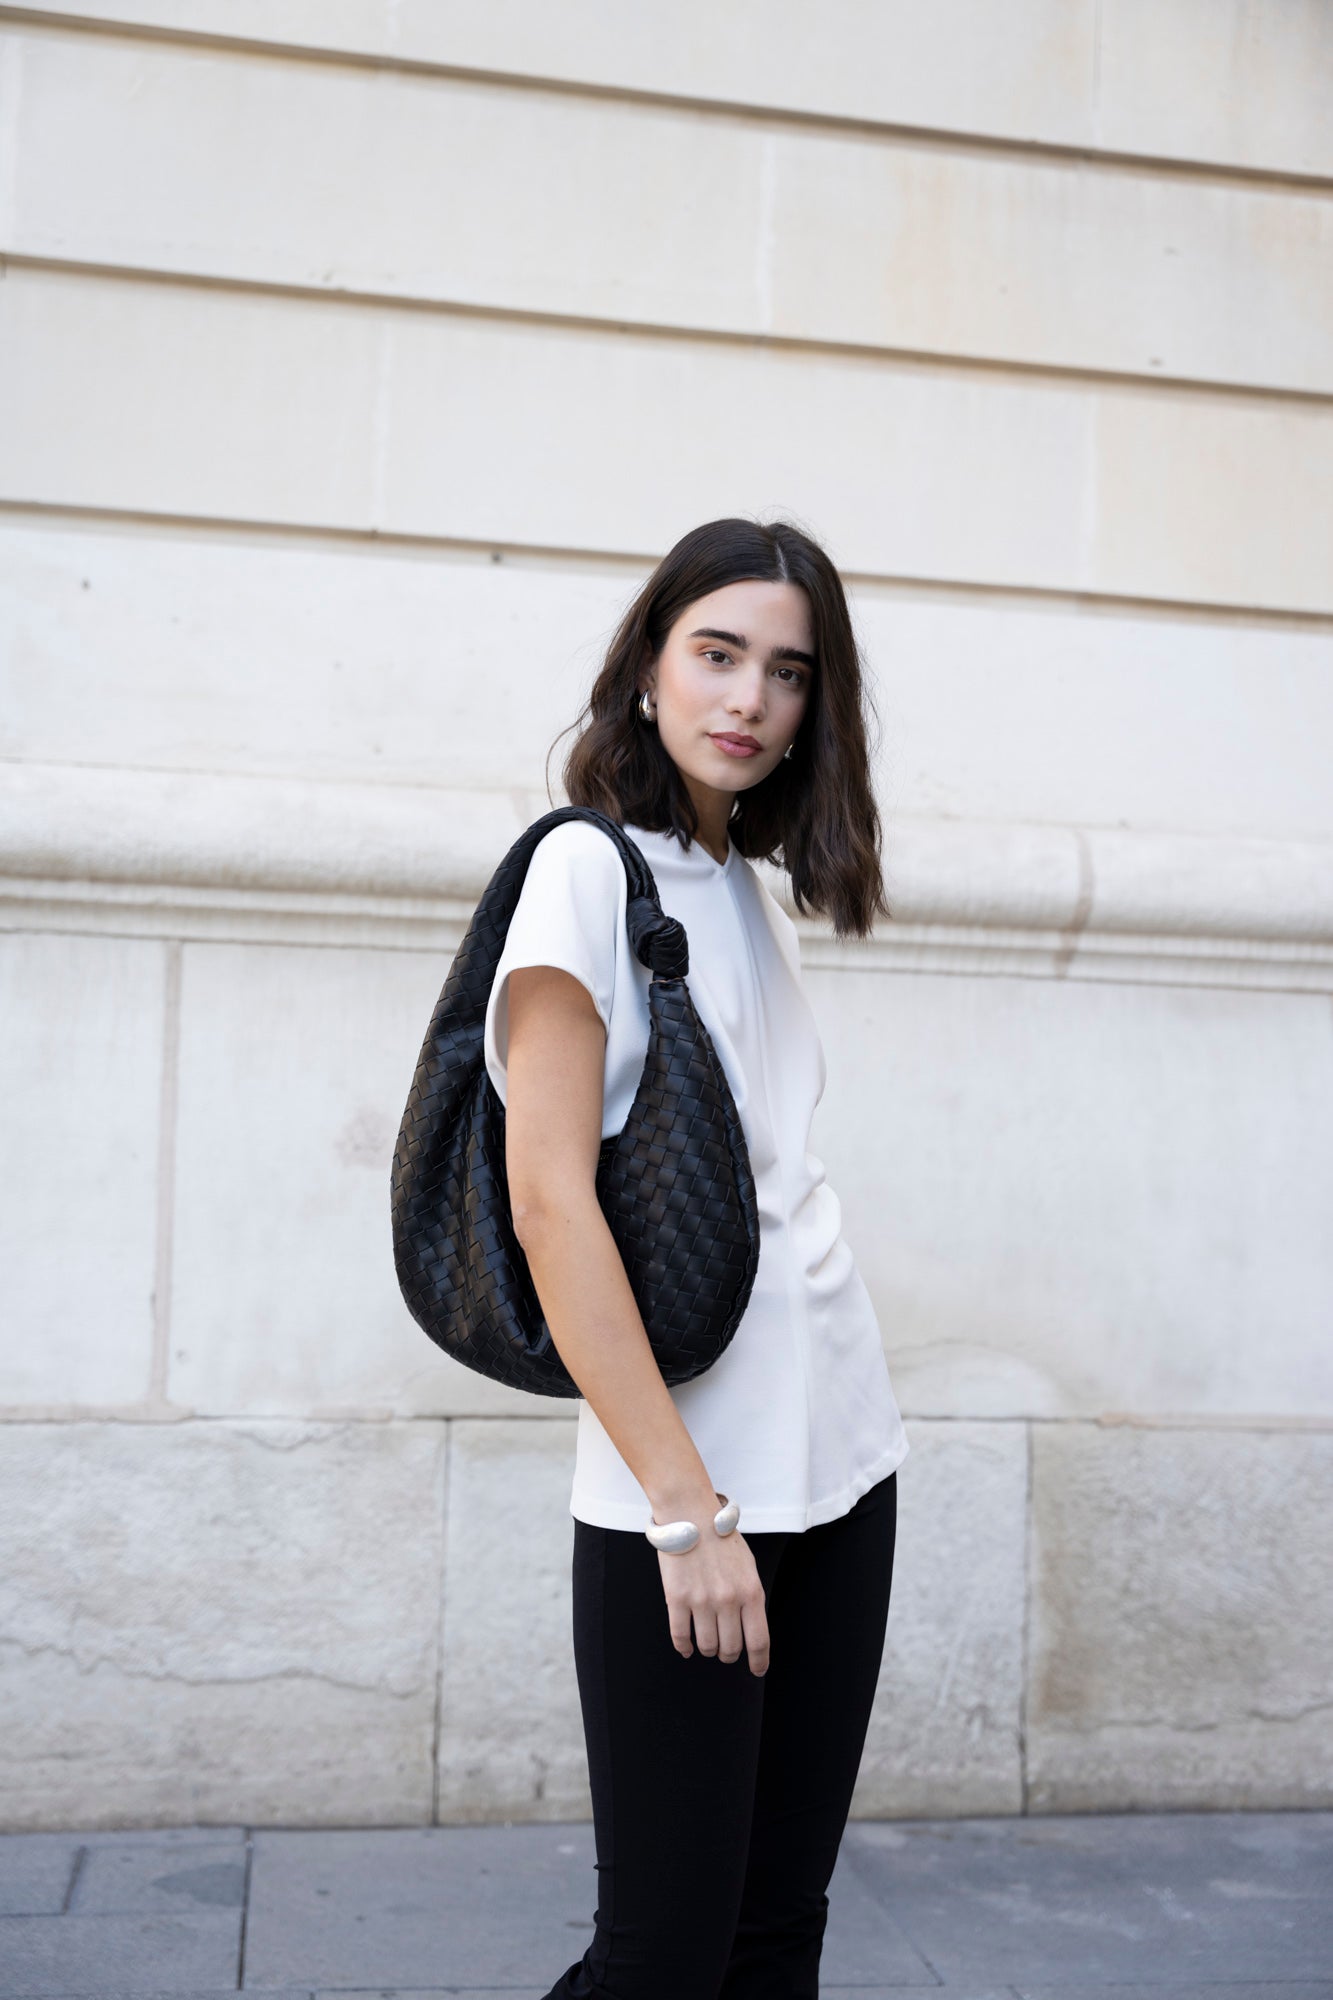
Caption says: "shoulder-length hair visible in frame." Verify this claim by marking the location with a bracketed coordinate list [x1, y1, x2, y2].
[552, 516, 891, 939]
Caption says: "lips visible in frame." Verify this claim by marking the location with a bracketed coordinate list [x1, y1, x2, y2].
[710, 733, 763, 756]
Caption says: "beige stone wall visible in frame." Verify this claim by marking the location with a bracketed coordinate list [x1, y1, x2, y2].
[1, 2, 1330, 1829]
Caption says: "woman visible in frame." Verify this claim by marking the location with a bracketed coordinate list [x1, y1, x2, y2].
[484, 516, 909, 1998]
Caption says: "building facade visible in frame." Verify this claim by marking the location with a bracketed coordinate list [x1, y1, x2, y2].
[1, 0, 1331, 1828]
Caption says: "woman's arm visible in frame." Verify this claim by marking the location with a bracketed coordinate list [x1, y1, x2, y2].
[505, 962, 769, 1674]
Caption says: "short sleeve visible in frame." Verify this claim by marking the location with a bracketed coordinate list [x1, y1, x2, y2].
[482, 820, 628, 1107]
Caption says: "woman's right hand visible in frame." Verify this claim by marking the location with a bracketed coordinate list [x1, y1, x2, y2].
[657, 1526, 770, 1677]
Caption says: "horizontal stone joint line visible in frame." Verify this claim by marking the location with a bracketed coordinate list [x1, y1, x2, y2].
[1, 4, 1329, 195]
[4, 498, 1332, 630]
[6, 250, 1332, 411]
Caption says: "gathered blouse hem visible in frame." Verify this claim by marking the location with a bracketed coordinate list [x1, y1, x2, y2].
[568, 1434, 909, 1536]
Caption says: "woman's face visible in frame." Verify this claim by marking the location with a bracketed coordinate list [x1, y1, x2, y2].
[641, 579, 815, 807]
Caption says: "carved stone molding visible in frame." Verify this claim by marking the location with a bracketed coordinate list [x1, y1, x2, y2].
[3, 762, 1331, 990]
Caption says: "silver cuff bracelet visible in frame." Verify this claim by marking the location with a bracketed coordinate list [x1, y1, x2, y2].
[644, 1490, 741, 1554]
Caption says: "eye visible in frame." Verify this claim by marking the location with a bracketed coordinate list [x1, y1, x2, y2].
[775, 666, 806, 687]
[702, 648, 732, 666]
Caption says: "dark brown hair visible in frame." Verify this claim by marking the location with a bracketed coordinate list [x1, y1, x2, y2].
[552, 516, 891, 939]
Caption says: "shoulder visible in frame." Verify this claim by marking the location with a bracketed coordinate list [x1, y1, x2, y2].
[513, 819, 629, 951]
[525, 817, 627, 887]
[491, 819, 628, 1013]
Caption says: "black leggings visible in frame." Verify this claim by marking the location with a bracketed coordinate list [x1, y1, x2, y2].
[543, 1468, 898, 1999]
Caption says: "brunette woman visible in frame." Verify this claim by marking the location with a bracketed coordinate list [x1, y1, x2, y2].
[485, 516, 909, 1999]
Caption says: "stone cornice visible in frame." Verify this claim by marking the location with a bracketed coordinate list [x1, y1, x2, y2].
[2, 762, 1331, 990]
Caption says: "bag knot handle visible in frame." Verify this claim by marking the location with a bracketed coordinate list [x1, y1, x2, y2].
[626, 896, 689, 979]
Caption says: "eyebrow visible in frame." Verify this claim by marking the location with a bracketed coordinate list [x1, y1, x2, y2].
[688, 627, 816, 671]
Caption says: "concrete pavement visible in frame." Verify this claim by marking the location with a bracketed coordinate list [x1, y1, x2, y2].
[0, 1810, 1328, 1997]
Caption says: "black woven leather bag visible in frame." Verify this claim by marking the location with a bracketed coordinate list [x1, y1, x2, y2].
[390, 806, 761, 1398]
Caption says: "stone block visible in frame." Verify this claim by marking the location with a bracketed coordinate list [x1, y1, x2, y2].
[1100, 0, 1333, 176]
[0, 932, 164, 1407]
[169, 939, 542, 1416]
[811, 971, 1333, 1420]
[850, 582, 1333, 843]
[8, 24, 1329, 392]
[847, 1809, 1333, 1985]
[0, 265, 380, 528]
[0, 1909, 240, 1993]
[1028, 1424, 1333, 1809]
[0, 2, 1102, 153]
[0, 1836, 77, 1916]
[0, 522, 625, 797]
[818, 1842, 938, 1986]
[9, 0, 1330, 174]
[0, 1418, 444, 1829]
[6, 29, 762, 337]
[380, 303, 1089, 594]
[435, 1419, 588, 1821]
[7, 259, 1331, 613]
[765, 125, 1333, 394]
[243, 1822, 593, 1989]
[851, 1421, 1027, 1817]
[1093, 386, 1333, 617]
[72, 1841, 245, 1913]
[6, 526, 1333, 847]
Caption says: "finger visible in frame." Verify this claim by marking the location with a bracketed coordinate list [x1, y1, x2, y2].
[742, 1600, 771, 1677]
[715, 1606, 745, 1666]
[666, 1597, 694, 1659]
[693, 1607, 720, 1659]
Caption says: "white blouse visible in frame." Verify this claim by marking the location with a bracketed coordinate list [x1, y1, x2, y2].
[483, 816, 910, 1533]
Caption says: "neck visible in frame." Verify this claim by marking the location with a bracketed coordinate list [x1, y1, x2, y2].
[682, 778, 734, 864]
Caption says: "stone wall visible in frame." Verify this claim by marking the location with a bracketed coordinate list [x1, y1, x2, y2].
[1, 0, 1330, 1829]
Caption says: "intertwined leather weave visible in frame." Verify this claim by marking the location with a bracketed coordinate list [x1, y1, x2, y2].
[390, 806, 761, 1397]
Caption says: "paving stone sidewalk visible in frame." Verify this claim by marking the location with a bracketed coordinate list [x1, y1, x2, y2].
[0, 1810, 1328, 1998]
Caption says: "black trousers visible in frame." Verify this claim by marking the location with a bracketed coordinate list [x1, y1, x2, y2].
[543, 1467, 898, 1999]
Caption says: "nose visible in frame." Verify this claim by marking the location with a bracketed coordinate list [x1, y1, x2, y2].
[727, 668, 767, 722]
